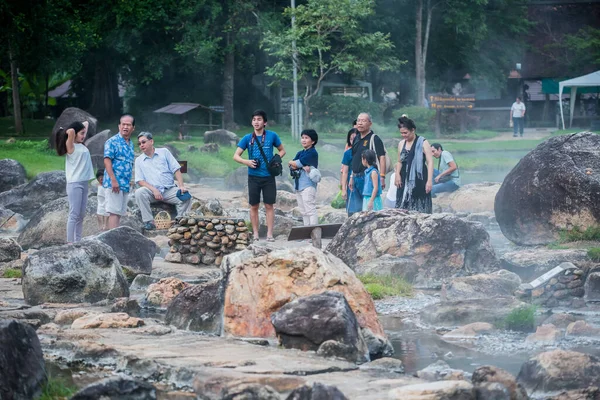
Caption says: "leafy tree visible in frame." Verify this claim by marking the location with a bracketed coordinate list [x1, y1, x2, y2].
[262, 0, 401, 125]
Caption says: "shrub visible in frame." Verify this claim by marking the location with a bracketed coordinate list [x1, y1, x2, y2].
[39, 375, 77, 400]
[358, 274, 413, 299]
[502, 305, 537, 332]
[392, 106, 436, 132]
[588, 247, 600, 262]
[309, 96, 384, 125]
[559, 225, 600, 243]
[2, 268, 22, 278]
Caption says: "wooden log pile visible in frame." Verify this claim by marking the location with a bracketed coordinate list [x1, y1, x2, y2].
[164, 215, 251, 265]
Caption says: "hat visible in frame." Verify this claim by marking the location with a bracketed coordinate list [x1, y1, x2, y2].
[176, 189, 191, 201]
[301, 129, 318, 147]
[137, 132, 153, 140]
[308, 167, 322, 184]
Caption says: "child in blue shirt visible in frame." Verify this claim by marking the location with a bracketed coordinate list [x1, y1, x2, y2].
[362, 149, 383, 211]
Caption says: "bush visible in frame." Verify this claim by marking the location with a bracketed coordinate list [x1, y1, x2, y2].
[309, 96, 384, 125]
[502, 305, 536, 332]
[39, 375, 77, 400]
[392, 107, 436, 132]
[559, 225, 600, 243]
[358, 274, 413, 299]
[588, 247, 600, 262]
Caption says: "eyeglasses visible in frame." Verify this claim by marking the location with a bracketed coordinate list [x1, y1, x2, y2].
[138, 140, 148, 145]
[357, 118, 370, 123]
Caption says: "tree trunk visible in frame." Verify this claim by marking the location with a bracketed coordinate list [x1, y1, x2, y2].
[88, 58, 121, 120]
[415, 0, 423, 106]
[8, 43, 23, 134]
[223, 32, 235, 130]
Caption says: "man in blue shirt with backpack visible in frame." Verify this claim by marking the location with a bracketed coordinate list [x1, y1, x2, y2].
[233, 110, 286, 242]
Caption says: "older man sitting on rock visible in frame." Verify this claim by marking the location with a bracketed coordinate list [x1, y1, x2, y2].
[134, 132, 191, 230]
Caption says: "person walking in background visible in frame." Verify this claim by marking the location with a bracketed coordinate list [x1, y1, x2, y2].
[103, 114, 136, 229]
[55, 120, 95, 242]
[431, 143, 460, 196]
[510, 97, 526, 137]
[96, 168, 109, 231]
[233, 110, 286, 242]
[134, 132, 191, 230]
[395, 115, 434, 213]
[289, 129, 319, 226]
[362, 149, 383, 211]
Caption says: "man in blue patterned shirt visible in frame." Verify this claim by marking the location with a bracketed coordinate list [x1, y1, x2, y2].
[103, 114, 135, 229]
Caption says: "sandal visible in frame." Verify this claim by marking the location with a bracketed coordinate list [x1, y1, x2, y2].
[266, 236, 275, 242]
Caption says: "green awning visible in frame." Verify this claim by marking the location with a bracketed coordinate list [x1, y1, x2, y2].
[542, 78, 600, 94]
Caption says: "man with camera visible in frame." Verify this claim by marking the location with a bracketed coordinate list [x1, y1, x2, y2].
[233, 110, 286, 242]
[134, 132, 191, 230]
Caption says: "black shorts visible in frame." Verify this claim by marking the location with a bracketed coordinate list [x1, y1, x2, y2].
[248, 175, 277, 205]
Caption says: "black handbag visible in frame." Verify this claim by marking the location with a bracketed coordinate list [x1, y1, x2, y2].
[254, 139, 282, 177]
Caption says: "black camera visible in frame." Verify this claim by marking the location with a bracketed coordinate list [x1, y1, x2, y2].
[252, 159, 261, 168]
[289, 167, 301, 179]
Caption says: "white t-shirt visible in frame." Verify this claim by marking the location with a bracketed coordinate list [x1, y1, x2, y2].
[511, 102, 526, 118]
[65, 143, 95, 183]
[386, 172, 398, 202]
[439, 151, 460, 185]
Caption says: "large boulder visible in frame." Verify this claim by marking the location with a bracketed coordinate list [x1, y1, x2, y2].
[0, 170, 66, 219]
[472, 366, 528, 400]
[285, 383, 349, 400]
[0, 237, 20, 263]
[0, 159, 27, 193]
[0, 320, 46, 399]
[70, 376, 156, 400]
[271, 291, 369, 363]
[22, 241, 129, 306]
[85, 129, 111, 170]
[0, 207, 27, 233]
[517, 350, 600, 393]
[446, 270, 521, 301]
[165, 280, 225, 334]
[91, 226, 157, 276]
[584, 272, 600, 303]
[389, 381, 475, 400]
[222, 246, 391, 359]
[495, 132, 600, 245]
[204, 129, 239, 146]
[434, 182, 500, 213]
[500, 248, 590, 281]
[421, 297, 526, 326]
[18, 196, 142, 250]
[326, 209, 499, 288]
[225, 167, 248, 190]
[50, 107, 98, 149]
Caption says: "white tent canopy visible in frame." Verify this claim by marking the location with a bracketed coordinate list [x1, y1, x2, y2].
[559, 70, 600, 129]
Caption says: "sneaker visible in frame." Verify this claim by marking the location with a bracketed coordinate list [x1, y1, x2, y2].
[266, 236, 275, 242]
[143, 221, 156, 231]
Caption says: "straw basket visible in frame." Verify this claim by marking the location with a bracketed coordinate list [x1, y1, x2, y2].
[154, 211, 172, 230]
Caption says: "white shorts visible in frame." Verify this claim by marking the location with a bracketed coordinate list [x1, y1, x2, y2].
[96, 187, 109, 216]
[105, 190, 129, 216]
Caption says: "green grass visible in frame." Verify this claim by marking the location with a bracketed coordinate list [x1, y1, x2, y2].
[547, 243, 570, 250]
[358, 274, 414, 299]
[588, 247, 600, 262]
[2, 268, 22, 278]
[559, 226, 600, 243]
[0, 139, 63, 179]
[38, 375, 77, 400]
[501, 305, 537, 332]
[440, 130, 501, 140]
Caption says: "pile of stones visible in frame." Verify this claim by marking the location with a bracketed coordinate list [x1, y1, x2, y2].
[518, 262, 587, 308]
[165, 215, 251, 266]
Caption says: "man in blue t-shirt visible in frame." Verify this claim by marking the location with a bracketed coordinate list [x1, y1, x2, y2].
[233, 110, 286, 242]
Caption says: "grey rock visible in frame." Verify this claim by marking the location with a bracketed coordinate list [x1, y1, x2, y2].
[70, 376, 156, 400]
[225, 167, 248, 190]
[421, 297, 526, 326]
[130, 274, 160, 292]
[0, 237, 20, 263]
[203, 129, 239, 146]
[165, 280, 224, 334]
[111, 298, 141, 317]
[584, 272, 600, 303]
[0, 171, 66, 219]
[544, 386, 600, 400]
[0, 320, 46, 400]
[91, 226, 157, 275]
[0, 159, 27, 193]
[0, 207, 27, 233]
[22, 241, 129, 306]
[416, 360, 468, 381]
[286, 382, 349, 400]
[50, 107, 98, 149]
[495, 132, 600, 245]
[327, 209, 499, 288]
[517, 349, 600, 393]
[446, 270, 521, 301]
[18, 196, 142, 250]
[471, 365, 528, 400]
[85, 129, 111, 170]
[500, 248, 590, 281]
[474, 382, 511, 400]
[271, 291, 369, 363]
[359, 357, 404, 373]
[361, 327, 394, 360]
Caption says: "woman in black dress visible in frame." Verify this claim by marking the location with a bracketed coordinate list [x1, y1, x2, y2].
[394, 116, 434, 213]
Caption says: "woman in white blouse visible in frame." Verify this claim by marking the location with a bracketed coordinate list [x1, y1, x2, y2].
[55, 120, 95, 242]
